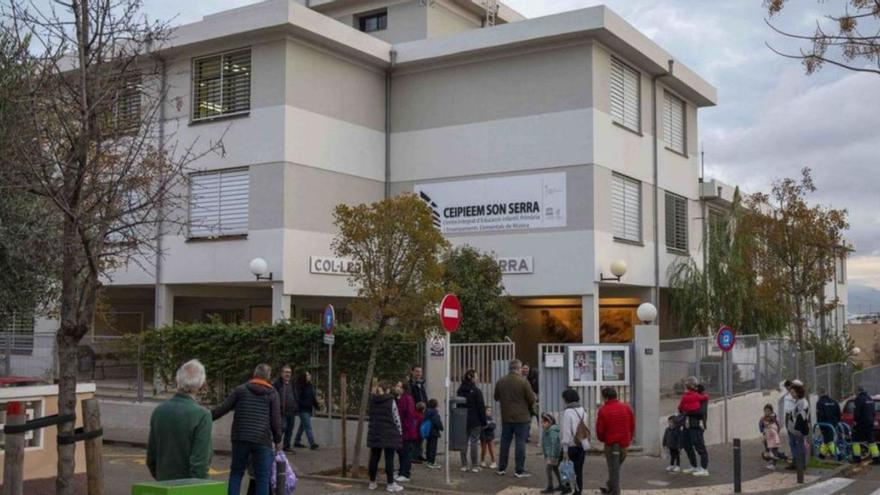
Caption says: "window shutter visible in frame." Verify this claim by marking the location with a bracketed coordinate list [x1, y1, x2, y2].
[192, 49, 250, 121]
[663, 92, 686, 153]
[610, 57, 640, 132]
[612, 174, 641, 242]
[189, 168, 249, 237]
[665, 193, 688, 252]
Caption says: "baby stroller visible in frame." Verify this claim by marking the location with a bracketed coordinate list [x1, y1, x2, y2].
[812, 423, 846, 462]
[835, 422, 857, 462]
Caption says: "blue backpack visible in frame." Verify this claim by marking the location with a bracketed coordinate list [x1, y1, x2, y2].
[420, 418, 432, 439]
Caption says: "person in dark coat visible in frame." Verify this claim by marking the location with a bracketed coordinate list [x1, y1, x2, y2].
[212, 363, 282, 495]
[457, 369, 487, 472]
[395, 381, 419, 482]
[272, 365, 298, 452]
[367, 381, 403, 491]
[409, 365, 429, 462]
[852, 387, 879, 464]
[662, 415, 682, 472]
[294, 371, 319, 449]
[815, 388, 841, 459]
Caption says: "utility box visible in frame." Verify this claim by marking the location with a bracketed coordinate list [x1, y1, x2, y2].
[132, 479, 226, 495]
[448, 396, 468, 451]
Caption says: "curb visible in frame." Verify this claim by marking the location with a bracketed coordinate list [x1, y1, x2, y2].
[298, 474, 462, 494]
[756, 461, 856, 495]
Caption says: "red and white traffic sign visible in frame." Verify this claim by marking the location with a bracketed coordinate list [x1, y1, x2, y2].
[439, 294, 461, 333]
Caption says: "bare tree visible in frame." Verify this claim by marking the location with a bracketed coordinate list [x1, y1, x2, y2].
[1, 1, 221, 492]
[765, 0, 880, 75]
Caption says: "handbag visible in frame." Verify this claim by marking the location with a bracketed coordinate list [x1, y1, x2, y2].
[559, 459, 575, 486]
[270, 451, 298, 495]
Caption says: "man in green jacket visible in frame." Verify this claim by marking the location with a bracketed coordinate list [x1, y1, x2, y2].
[494, 359, 537, 478]
[147, 359, 213, 480]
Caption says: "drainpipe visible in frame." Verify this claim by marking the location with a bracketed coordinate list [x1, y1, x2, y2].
[154, 56, 167, 327]
[651, 60, 674, 307]
[385, 49, 396, 199]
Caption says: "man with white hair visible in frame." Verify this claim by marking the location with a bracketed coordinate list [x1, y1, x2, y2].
[147, 359, 213, 481]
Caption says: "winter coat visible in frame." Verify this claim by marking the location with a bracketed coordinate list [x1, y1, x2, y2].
[425, 408, 444, 439]
[367, 394, 403, 450]
[147, 393, 212, 481]
[596, 399, 635, 449]
[816, 395, 841, 425]
[212, 380, 282, 446]
[410, 379, 428, 406]
[494, 372, 537, 424]
[762, 418, 781, 449]
[542, 424, 562, 460]
[678, 389, 709, 428]
[457, 381, 487, 430]
[397, 392, 420, 442]
[786, 398, 811, 436]
[295, 382, 319, 414]
[662, 426, 681, 451]
[273, 379, 299, 416]
[854, 391, 876, 435]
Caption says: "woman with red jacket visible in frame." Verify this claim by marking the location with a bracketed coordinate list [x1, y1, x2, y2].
[677, 377, 710, 477]
[395, 381, 419, 483]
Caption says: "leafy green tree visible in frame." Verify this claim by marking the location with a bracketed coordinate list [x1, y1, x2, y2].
[332, 194, 448, 478]
[442, 245, 519, 343]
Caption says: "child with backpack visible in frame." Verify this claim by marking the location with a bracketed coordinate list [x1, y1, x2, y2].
[422, 399, 444, 469]
[480, 406, 497, 469]
[662, 415, 682, 473]
[541, 413, 565, 494]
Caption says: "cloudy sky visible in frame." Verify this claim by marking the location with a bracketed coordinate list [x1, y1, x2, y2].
[46, 0, 880, 308]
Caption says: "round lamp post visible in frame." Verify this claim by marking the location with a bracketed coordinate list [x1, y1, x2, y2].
[249, 257, 273, 281]
[637, 303, 658, 324]
[601, 259, 628, 282]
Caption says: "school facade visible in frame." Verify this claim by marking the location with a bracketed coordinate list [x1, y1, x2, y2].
[88, 0, 846, 368]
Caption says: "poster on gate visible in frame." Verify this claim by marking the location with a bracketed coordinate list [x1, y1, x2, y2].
[567, 345, 630, 387]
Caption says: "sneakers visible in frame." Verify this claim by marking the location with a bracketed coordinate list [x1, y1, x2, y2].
[368, 482, 378, 490]
[394, 475, 410, 483]
[470, 467, 481, 473]
[489, 462, 497, 469]
[496, 470, 507, 476]
[310, 444, 319, 450]
[766, 462, 776, 471]
[294, 443, 306, 448]
[386, 482, 404, 492]
[514, 471, 532, 478]
[665, 465, 675, 472]
[460, 466, 470, 472]
[425, 463, 442, 470]
[692, 468, 710, 477]
[666, 465, 680, 473]
[481, 460, 489, 468]
[681, 467, 696, 474]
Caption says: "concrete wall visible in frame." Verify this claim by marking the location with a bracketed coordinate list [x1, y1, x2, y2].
[427, 0, 482, 38]
[326, 0, 428, 44]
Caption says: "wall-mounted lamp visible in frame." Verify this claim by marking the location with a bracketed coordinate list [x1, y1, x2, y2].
[637, 303, 658, 324]
[249, 257, 273, 281]
[600, 260, 627, 282]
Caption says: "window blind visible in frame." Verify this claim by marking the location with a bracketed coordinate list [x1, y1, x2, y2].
[189, 168, 249, 237]
[612, 174, 641, 242]
[663, 91, 686, 154]
[192, 49, 251, 121]
[665, 192, 688, 252]
[610, 57, 641, 132]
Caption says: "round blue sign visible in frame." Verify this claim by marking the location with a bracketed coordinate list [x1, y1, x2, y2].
[717, 326, 736, 352]
[322, 304, 335, 333]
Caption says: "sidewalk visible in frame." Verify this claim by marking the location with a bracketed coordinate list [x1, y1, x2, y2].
[289, 438, 834, 494]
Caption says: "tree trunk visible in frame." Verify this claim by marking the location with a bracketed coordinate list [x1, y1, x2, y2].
[349, 327, 384, 479]
[55, 328, 81, 495]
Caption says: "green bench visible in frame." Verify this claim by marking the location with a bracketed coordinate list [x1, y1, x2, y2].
[132, 479, 226, 495]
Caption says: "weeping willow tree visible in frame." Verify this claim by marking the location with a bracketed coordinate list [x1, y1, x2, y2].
[668, 189, 790, 337]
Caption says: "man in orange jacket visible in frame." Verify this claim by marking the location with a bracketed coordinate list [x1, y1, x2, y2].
[596, 388, 634, 495]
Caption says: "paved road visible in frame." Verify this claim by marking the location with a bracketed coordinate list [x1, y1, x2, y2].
[788, 463, 880, 495]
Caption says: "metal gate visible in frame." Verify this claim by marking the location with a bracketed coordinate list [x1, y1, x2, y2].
[449, 341, 516, 412]
[537, 343, 633, 428]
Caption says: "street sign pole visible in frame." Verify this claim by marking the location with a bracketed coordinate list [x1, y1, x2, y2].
[445, 330, 450, 486]
[323, 305, 336, 445]
[716, 325, 736, 445]
[438, 293, 461, 486]
[723, 351, 729, 444]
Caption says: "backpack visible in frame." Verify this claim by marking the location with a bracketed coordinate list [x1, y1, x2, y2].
[420, 418, 432, 439]
[574, 409, 591, 449]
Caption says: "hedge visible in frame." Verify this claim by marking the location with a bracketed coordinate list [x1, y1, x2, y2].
[134, 322, 424, 409]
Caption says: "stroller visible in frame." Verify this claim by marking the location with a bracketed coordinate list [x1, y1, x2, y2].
[812, 423, 847, 462]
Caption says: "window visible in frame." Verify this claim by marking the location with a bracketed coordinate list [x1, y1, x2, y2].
[837, 304, 846, 332]
[663, 91, 686, 154]
[665, 192, 688, 252]
[610, 57, 641, 132]
[357, 11, 387, 33]
[302, 308, 353, 325]
[192, 49, 251, 121]
[611, 174, 641, 242]
[189, 168, 249, 238]
[836, 255, 846, 284]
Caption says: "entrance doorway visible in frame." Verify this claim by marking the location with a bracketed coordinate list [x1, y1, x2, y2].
[511, 298, 582, 368]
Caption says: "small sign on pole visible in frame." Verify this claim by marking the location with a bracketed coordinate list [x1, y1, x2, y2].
[716, 325, 736, 444]
[439, 294, 461, 486]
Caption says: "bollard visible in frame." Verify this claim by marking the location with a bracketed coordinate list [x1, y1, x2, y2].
[733, 438, 742, 493]
[340, 373, 348, 477]
[610, 444, 621, 495]
[276, 458, 286, 494]
[2, 401, 25, 495]
[83, 398, 105, 495]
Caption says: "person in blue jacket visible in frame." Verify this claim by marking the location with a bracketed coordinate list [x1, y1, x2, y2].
[815, 388, 841, 459]
[852, 387, 879, 464]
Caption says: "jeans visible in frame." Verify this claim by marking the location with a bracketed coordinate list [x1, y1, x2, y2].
[398, 440, 415, 477]
[369, 447, 395, 484]
[567, 446, 585, 494]
[498, 422, 530, 474]
[460, 426, 481, 467]
[228, 441, 273, 495]
[545, 461, 561, 489]
[295, 411, 315, 447]
[669, 448, 680, 466]
[426, 436, 439, 464]
[787, 430, 798, 460]
[682, 427, 708, 469]
[603, 444, 627, 494]
[282, 413, 296, 449]
[791, 432, 806, 468]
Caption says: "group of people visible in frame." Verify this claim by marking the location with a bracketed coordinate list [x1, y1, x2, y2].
[662, 376, 711, 476]
[147, 360, 320, 495]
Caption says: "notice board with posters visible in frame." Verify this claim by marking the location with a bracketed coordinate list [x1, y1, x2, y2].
[414, 172, 566, 234]
[567, 345, 630, 387]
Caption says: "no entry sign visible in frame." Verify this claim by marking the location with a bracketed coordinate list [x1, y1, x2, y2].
[439, 294, 461, 333]
[716, 325, 736, 352]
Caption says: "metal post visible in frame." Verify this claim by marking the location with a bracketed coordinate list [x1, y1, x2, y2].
[796, 434, 805, 484]
[276, 458, 286, 493]
[136, 343, 144, 402]
[327, 344, 333, 445]
[610, 444, 621, 495]
[5, 312, 15, 376]
[733, 438, 742, 493]
[723, 352, 729, 444]
[445, 331, 451, 485]
[341, 373, 348, 477]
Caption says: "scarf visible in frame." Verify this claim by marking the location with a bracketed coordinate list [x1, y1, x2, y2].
[565, 401, 582, 410]
[250, 378, 273, 389]
[391, 399, 403, 436]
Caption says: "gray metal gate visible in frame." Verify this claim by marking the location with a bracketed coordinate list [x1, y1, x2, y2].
[449, 341, 516, 412]
[537, 343, 633, 428]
